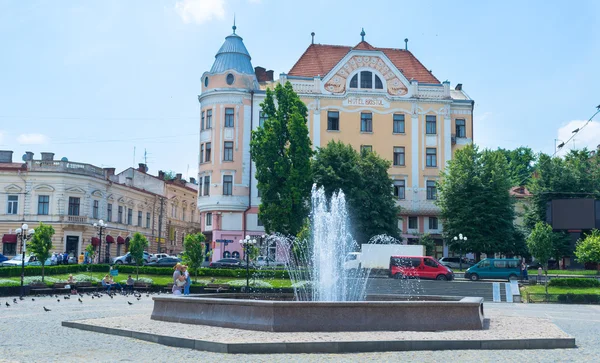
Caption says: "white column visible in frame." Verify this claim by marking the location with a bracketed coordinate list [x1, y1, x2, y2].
[313, 99, 321, 149]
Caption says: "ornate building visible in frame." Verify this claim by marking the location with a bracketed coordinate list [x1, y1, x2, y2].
[198, 26, 474, 260]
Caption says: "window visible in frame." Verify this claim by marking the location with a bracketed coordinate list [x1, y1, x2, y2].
[127, 208, 133, 225]
[225, 108, 234, 127]
[393, 114, 405, 133]
[171, 205, 176, 218]
[394, 180, 405, 200]
[200, 144, 204, 164]
[408, 216, 418, 229]
[374, 75, 383, 89]
[361, 112, 372, 132]
[191, 209, 195, 223]
[223, 175, 233, 195]
[426, 180, 437, 200]
[107, 203, 112, 222]
[360, 71, 372, 88]
[203, 176, 210, 196]
[205, 142, 211, 162]
[429, 217, 438, 230]
[68, 197, 80, 216]
[327, 111, 339, 131]
[38, 195, 49, 215]
[426, 115, 437, 134]
[426, 148, 437, 167]
[257, 216, 263, 226]
[204, 77, 209, 87]
[206, 212, 212, 226]
[424, 258, 438, 268]
[93, 200, 99, 219]
[350, 74, 358, 88]
[137, 211, 142, 226]
[3, 242, 16, 257]
[224, 141, 234, 161]
[456, 119, 466, 138]
[493, 260, 507, 269]
[7, 195, 18, 215]
[206, 109, 212, 129]
[201, 111, 205, 130]
[118, 206, 123, 223]
[182, 209, 186, 221]
[226, 73, 234, 85]
[393, 147, 405, 166]
[259, 111, 267, 127]
[146, 212, 151, 228]
[360, 145, 372, 153]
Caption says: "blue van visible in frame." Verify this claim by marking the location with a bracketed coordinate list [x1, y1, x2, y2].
[464, 258, 521, 281]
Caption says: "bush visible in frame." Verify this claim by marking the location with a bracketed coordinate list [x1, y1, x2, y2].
[549, 278, 600, 288]
[557, 293, 600, 304]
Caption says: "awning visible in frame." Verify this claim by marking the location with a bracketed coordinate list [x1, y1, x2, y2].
[91, 237, 100, 247]
[106, 235, 115, 244]
[2, 234, 17, 243]
[117, 236, 125, 244]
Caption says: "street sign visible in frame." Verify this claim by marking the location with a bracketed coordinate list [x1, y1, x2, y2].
[216, 239, 234, 244]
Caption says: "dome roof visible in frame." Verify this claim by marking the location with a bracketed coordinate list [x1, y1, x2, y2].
[210, 27, 254, 75]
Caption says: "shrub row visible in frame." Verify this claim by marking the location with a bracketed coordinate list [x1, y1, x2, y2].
[548, 278, 600, 288]
[557, 293, 600, 304]
[0, 264, 113, 277]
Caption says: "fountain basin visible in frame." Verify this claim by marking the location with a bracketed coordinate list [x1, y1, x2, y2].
[151, 294, 484, 332]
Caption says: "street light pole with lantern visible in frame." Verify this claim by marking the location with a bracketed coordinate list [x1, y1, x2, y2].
[239, 235, 256, 292]
[453, 233, 468, 271]
[93, 220, 108, 264]
[15, 224, 35, 297]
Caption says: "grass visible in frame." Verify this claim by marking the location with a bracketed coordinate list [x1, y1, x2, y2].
[523, 285, 600, 295]
[0, 272, 295, 288]
[545, 270, 599, 276]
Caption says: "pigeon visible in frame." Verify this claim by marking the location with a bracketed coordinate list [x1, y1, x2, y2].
[43, 306, 51, 312]
[91, 296, 94, 299]
[136, 297, 140, 301]
[5, 302, 9, 307]
[64, 296, 70, 300]
[78, 298, 83, 303]
[19, 296, 24, 301]
[13, 298, 17, 304]
[54, 295, 58, 298]
[32, 298, 35, 302]
[57, 299, 60, 303]
[146, 294, 149, 298]
[127, 301, 133, 305]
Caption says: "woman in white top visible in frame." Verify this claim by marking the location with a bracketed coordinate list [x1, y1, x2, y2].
[172, 263, 183, 295]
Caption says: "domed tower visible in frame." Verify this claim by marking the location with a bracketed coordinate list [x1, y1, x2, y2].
[197, 24, 266, 260]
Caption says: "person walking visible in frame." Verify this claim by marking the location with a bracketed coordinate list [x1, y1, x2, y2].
[51, 253, 57, 266]
[63, 252, 69, 265]
[182, 265, 191, 296]
[521, 261, 529, 281]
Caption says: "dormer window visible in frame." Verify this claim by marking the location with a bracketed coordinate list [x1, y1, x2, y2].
[349, 70, 384, 90]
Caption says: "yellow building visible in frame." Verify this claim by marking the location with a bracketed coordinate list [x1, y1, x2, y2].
[198, 26, 474, 260]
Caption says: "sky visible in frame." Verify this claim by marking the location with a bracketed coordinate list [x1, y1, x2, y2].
[1, 0, 599, 180]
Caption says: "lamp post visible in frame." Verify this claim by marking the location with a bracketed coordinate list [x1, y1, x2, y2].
[453, 233, 468, 271]
[239, 235, 256, 292]
[15, 224, 35, 297]
[93, 220, 108, 264]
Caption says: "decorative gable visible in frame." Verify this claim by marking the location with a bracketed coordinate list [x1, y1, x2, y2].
[34, 184, 55, 192]
[65, 186, 86, 194]
[4, 184, 22, 193]
[91, 190, 104, 198]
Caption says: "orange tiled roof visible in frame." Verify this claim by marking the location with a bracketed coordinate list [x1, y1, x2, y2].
[288, 41, 440, 84]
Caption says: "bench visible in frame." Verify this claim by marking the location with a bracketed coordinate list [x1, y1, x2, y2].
[133, 282, 151, 292]
[204, 283, 230, 292]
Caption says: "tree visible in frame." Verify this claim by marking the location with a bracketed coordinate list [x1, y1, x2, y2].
[28, 223, 54, 282]
[526, 222, 554, 295]
[128, 233, 148, 279]
[313, 141, 400, 244]
[182, 233, 206, 282]
[85, 244, 96, 264]
[575, 229, 600, 272]
[495, 147, 536, 186]
[250, 82, 313, 236]
[418, 233, 436, 256]
[437, 144, 517, 259]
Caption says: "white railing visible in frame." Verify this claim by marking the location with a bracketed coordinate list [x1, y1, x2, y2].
[60, 215, 89, 224]
[397, 189, 441, 214]
[289, 80, 318, 94]
[30, 160, 105, 178]
[416, 85, 449, 99]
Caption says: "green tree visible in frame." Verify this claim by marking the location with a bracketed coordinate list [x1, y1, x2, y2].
[495, 147, 536, 186]
[128, 232, 148, 279]
[437, 144, 517, 259]
[85, 244, 96, 264]
[27, 223, 55, 282]
[182, 233, 206, 283]
[575, 229, 600, 273]
[313, 141, 400, 244]
[418, 233, 436, 256]
[526, 222, 555, 294]
[250, 82, 313, 236]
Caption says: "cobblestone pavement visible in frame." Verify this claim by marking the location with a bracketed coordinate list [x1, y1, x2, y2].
[0, 292, 598, 362]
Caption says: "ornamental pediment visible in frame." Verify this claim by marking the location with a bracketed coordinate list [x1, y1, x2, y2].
[91, 190, 104, 198]
[34, 184, 55, 192]
[4, 184, 22, 193]
[65, 186, 86, 194]
[323, 54, 409, 96]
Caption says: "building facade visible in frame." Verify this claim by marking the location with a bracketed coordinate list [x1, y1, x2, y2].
[198, 27, 474, 260]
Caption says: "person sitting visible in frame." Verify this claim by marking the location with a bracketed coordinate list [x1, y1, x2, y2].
[108, 276, 122, 291]
[101, 275, 111, 292]
[67, 274, 77, 295]
[125, 275, 135, 294]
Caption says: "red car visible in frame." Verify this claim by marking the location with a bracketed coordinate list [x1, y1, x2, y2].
[389, 255, 454, 281]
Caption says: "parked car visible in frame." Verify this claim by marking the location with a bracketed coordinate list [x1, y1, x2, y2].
[209, 258, 252, 269]
[1, 255, 49, 267]
[438, 257, 474, 269]
[464, 258, 521, 281]
[146, 257, 181, 267]
[151, 253, 173, 263]
[527, 260, 558, 270]
[112, 252, 152, 265]
[389, 256, 454, 281]
[0, 254, 8, 264]
[255, 256, 286, 267]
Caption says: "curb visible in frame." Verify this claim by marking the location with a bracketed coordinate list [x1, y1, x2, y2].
[62, 321, 576, 354]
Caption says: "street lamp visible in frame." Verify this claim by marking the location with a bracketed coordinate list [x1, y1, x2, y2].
[453, 233, 468, 271]
[239, 235, 256, 292]
[93, 220, 108, 264]
[15, 224, 35, 297]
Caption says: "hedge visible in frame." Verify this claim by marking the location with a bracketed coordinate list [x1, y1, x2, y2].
[0, 264, 114, 277]
[548, 278, 600, 288]
[557, 293, 600, 304]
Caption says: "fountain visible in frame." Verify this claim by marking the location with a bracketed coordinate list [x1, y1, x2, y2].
[151, 185, 484, 332]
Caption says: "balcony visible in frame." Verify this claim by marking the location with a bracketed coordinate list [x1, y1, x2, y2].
[59, 215, 89, 224]
[397, 189, 441, 215]
[29, 160, 105, 179]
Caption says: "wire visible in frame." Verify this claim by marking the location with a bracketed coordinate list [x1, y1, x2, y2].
[552, 105, 600, 158]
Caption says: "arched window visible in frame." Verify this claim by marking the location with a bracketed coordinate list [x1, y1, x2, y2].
[232, 251, 240, 259]
[223, 251, 231, 258]
[349, 71, 384, 90]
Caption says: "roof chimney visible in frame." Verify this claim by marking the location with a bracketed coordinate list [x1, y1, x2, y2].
[138, 163, 147, 173]
[189, 177, 196, 184]
[455, 83, 463, 91]
[0, 150, 13, 163]
[311, 31, 315, 44]
[266, 70, 274, 82]
[104, 168, 116, 179]
[158, 170, 165, 180]
[404, 38, 408, 50]
[24, 151, 34, 161]
[41, 152, 54, 161]
[176, 173, 183, 180]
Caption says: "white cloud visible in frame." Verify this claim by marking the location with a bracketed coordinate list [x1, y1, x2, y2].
[175, 0, 226, 24]
[556, 120, 600, 155]
[248, 0, 262, 3]
[17, 133, 49, 145]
